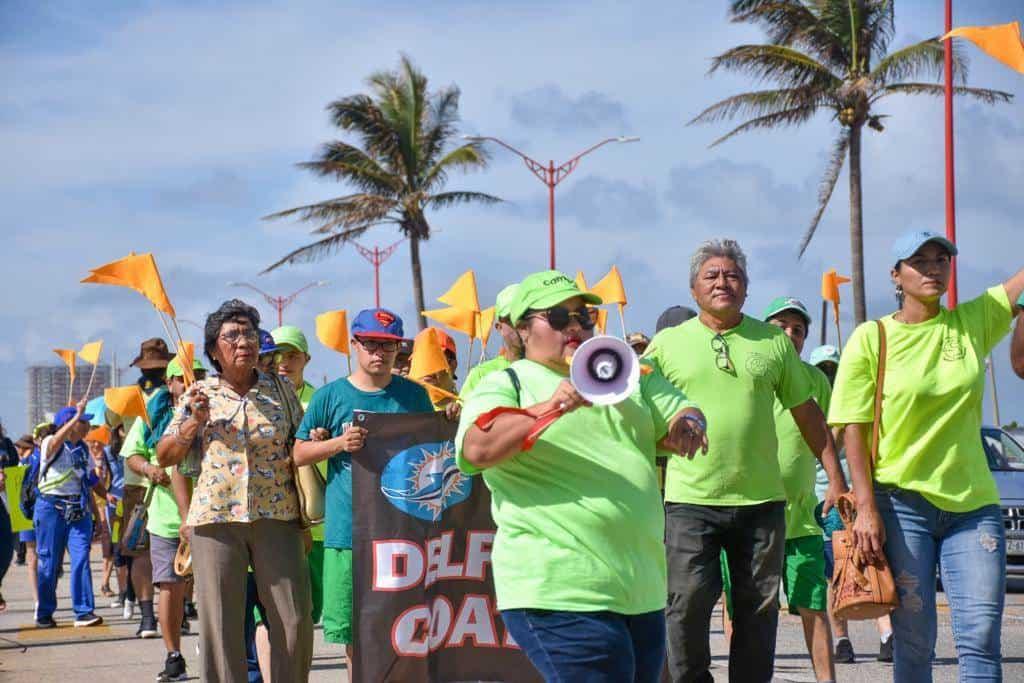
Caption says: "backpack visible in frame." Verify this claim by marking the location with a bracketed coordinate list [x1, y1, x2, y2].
[19, 450, 41, 520]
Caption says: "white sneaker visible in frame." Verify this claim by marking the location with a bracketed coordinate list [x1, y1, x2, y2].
[123, 599, 136, 620]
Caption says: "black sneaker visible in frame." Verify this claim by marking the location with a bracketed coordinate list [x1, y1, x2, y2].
[138, 615, 159, 639]
[157, 652, 187, 681]
[35, 616, 57, 629]
[878, 635, 894, 662]
[183, 601, 198, 620]
[74, 613, 103, 627]
[835, 637, 856, 663]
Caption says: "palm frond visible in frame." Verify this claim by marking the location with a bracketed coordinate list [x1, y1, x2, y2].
[420, 144, 489, 192]
[869, 39, 966, 86]
[798, 129, 849, 257]
[260, 226, 375, 273]
[875, 82, 1013, 105]
[709, 44, 842, 87]
[707, 105, 820, 147]
[730, 1, 848, 68]
[262, 194, 397, 226]
[426, 191, 503, 211]
[689, 87, 833, 125]
[327, 96, 405, 175]
[300, 141, 401, 195]
[419, 86, 462, 171]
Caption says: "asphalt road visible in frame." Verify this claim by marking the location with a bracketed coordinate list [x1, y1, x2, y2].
[1, 559, 1022, 682]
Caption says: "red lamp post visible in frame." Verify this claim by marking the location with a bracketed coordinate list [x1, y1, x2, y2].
[943, 0, 958, 307]
[464, 135, 639, 268]
[228, 280, 328, 327]
[353, 238, 405, 308]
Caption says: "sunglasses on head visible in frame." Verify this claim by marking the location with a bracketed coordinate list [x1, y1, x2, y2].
[527, 306, 598, 331]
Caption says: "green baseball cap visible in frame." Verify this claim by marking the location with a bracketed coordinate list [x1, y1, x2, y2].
[509, 270, 602, 325]
[763, 296, 811, 326]
[495, 284, 520, 321]
[809, 344, 840, 367]
[166, 356, 206, 379]
[271, 325, 309, 355]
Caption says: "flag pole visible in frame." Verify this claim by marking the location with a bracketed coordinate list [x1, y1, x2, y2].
[944, 0, 959, 307]
[820, 301, 828, 345]
[84, 362, 99, 399]
[67, 366, 74, 406]
[617, 304, 628, 340]
[833, 306, 843, 350]
[988, 355, 1002, 427]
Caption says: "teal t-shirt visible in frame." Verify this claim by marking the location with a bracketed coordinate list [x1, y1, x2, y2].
[455, 358, 693, 614]
[296, 376, 433, 549]
[775, 361, 832, 539]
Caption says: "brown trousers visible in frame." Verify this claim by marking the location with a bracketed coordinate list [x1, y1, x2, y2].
[192, 518, 313, 683]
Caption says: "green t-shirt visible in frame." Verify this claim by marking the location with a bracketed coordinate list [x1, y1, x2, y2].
[455, 358, 692, 614]
[776, 362, 832, 540]
[644, 316, 813, 505]
[295, 379, 328, 543]
[122, 419, 181, 539]
[828, 285, 1013, 513]
[461, 356, 512, 397]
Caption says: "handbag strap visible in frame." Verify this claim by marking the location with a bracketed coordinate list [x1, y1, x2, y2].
[269, 373, 299, 445]
[869, 319, 888, 477]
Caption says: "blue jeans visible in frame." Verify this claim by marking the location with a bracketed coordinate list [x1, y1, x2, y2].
[500, 608, 665, 682]
[876, 486, 1005, 682]
[34, 496, 95, 620]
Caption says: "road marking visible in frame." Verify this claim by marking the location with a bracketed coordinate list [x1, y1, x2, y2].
[15, 624, 114, 642]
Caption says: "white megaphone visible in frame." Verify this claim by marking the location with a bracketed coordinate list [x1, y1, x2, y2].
[569, 335, 640, 406]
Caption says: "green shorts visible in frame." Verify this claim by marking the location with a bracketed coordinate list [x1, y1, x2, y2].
[322, 547, 353, 644]
[309, 540, 325, 625]
[720, 536, 827, 617]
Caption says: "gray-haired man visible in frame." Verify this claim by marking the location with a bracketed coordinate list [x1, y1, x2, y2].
[644, 239, 848, 682]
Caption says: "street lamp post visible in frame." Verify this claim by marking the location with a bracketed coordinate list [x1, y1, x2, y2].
[353, 239, 406, 309]
[463, 135, 639, 268]
[227, 280, 328, 327]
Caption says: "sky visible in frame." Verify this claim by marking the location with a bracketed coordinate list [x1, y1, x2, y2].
[2, 0, 1023, 434]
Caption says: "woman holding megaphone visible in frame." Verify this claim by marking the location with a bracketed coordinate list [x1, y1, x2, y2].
[456, 270, 708, 683]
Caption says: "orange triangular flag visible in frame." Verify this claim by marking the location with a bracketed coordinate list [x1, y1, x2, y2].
[423, 306, 477, 338]
[437, 270, 481, 312]
[54, 349, 77, 382]
[82, 253, 176, 317]
[574, 271, 589, 292]
[595, 309, 609, 334]
[409, 328, 452, 381]
[590, 266, 627, 306]
[944, 22, 1024, 73]
[104, 385, 151, 427]
[821, 269, 851, 322]
[477, 307, 496, 345]
[78, 340, 103, 365]
[316, 310, 350, 356]
[171, 341, 197, 386]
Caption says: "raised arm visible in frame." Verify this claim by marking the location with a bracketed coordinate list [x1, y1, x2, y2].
[1013, 313, 1024, 379]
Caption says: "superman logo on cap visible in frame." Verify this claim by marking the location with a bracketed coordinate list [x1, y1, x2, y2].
[375, 310, 396, 327]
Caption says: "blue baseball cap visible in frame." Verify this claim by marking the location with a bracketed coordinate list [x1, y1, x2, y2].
[258, 329, 278, 355]
[892, 230, 958, 265]
[351, 308, 404, 341]
[54, 406, 94, 428]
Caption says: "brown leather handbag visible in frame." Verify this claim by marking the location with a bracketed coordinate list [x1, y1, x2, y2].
[830, 320, 900, 620]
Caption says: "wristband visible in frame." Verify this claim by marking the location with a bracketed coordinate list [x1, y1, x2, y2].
[682, 414, 707, 432]
[1018, 291, 1024, 307]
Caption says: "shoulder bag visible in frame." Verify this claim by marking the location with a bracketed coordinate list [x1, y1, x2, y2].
[271, 373, 324, 528]
[830, 320, 900, 620]
[122, 484, 155, 555]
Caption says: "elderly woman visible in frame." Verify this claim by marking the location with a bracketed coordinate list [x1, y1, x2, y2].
[457, 270, 708, 682]
[830, 231, 1024, 682]
[157, 299, 311, 683]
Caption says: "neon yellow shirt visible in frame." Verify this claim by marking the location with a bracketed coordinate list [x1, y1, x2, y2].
[455, 359, 692, 613]
[644, 316, 813, 505]
[828, 285, 1013, 512]
[776, 362, 832, 539]
[461, 356, 512, 397]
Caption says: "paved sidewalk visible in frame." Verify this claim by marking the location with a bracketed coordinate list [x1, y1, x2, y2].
[2, 558, 1022, 681]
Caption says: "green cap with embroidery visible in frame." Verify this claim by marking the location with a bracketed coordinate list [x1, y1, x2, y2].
[509, 270, 602, 325]
[762, 296, 811, 326]
[271, 325, 309, 355]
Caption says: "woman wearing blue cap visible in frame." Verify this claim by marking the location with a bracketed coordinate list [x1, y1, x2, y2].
[34, 399, 107, 628]
[829, 230, 1024, 681]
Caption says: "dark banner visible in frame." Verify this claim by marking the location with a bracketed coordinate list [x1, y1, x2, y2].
[351, 410, 541, 683]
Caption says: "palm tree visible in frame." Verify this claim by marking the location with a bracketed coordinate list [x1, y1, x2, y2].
[690, 0, 1011, 323]
[263, 55, 501, 329]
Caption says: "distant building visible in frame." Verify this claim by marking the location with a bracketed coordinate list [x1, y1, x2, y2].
[26, 364, 112, 429]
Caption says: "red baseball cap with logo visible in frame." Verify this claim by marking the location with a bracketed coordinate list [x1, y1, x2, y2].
[351, 308, 405, 341]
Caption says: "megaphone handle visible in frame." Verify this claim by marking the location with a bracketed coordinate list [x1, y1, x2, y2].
[473, 406, 566, 453]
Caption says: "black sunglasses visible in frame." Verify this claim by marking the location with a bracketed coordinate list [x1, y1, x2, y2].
[527, 306, 598, 331]
[710, 334, 733, 372]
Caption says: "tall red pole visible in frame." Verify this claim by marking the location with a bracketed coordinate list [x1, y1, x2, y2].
[374, 247, 382, 309]
[548, 161, 556, 269]
[276, 300, 284, 327]
[944, 0, 958, 307]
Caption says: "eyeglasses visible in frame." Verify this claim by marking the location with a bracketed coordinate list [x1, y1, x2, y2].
[219, 329, 258, 345]
[527, 306, 598, 331]
[356, 338, 399, 353]
[274, 349, 305, 363]
[711, 334, 733, 372]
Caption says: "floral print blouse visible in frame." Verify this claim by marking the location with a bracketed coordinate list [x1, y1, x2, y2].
[168, 372, 303, 527]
